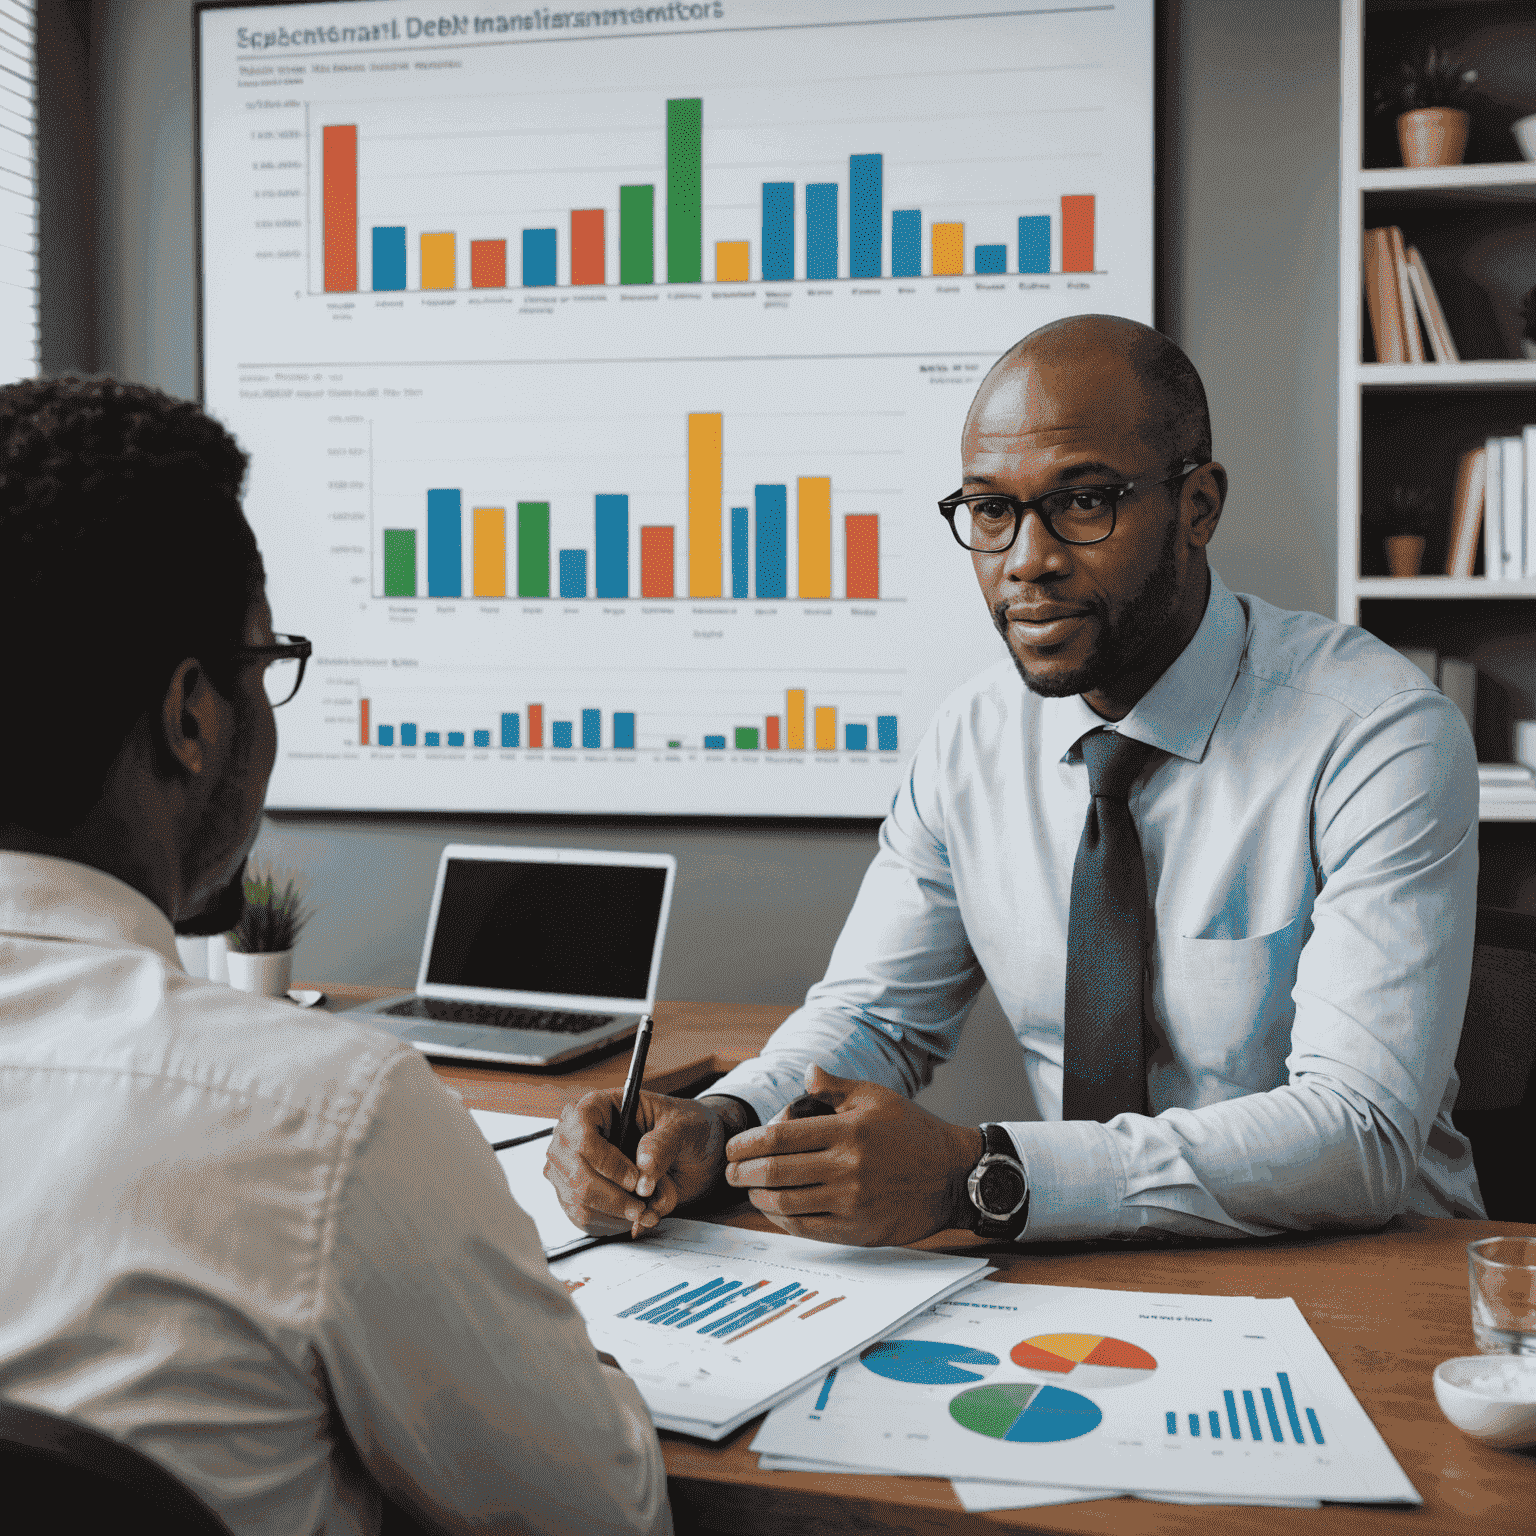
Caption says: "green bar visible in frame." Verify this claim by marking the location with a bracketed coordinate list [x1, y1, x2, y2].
[619, 185, 654, 284]
[734, 727, 759, 750]
[383, 529, 416, 596]
[666, 98, 702, 283]
[517, 502, 550, 597]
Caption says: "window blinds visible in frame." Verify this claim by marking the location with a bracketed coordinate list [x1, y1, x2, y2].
[0, 0, 36, 383]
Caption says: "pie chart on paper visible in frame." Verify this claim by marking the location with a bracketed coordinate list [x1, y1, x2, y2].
[859, 1340, 1000, 1386]
[1010, 1333, 1157, 1390]
[949, 1382, 1102, 1443]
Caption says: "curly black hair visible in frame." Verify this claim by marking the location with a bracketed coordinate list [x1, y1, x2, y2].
[0, 377, 265, 834]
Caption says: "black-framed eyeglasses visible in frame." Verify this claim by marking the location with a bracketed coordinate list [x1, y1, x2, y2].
[938, 462, 1204, 552]
[227, 634, 312, 707]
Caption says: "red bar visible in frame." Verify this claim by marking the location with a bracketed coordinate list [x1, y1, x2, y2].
[765, 715, 780, 750]
[323, 125, 358, 292]
[527, 703, 544, 749]
[572, 209, 605, 286]
[640, 526, 675, 598]
[845, 514, 879, 600]
[360, 697, 370, 747]
[470, 239, 506, 288]
[1061, 195, 1094, 274]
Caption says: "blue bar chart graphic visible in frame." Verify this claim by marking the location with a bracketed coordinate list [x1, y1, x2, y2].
[1164, 1373, 1324, 1445]
[615, 1272, 843, 1342]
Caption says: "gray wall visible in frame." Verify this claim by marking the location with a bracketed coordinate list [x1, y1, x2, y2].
[70, 0, 1340, 1124]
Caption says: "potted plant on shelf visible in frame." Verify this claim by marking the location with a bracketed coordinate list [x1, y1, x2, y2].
[1373, 46, 1478, 168]
[225, 863, 310, 998]
[1377, 485, 1436, 577]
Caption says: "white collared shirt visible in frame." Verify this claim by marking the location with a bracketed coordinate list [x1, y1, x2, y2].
[0, 853, 670, 1536]
[712, 571, 1483, 1237]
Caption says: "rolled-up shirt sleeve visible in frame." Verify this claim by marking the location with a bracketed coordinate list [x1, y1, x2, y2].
[316, 1051, 672, 1536]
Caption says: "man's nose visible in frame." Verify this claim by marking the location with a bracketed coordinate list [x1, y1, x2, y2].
[1001, 510, 1069, 582]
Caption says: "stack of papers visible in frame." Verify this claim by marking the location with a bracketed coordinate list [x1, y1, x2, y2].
[753, 1280, 1419, 1510]
[470, 1109, 595, 1258]
[1479, 763, 1536, 798]
[550, 1220, 991, 1439]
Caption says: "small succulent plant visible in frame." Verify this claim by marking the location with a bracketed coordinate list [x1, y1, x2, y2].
[228, 862, 310, 954]
[1378, 484, 1436, 536]
[1373, 47, 1478, 116]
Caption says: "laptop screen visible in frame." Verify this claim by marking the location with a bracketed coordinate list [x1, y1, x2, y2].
[424, 857, 668, 1001]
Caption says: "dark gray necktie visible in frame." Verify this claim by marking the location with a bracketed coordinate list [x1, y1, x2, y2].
[1063, 729, 1159, 1122]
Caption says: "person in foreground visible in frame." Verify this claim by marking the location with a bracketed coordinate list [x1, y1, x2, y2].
[0, 379, 670, 1536]
[548, 314, 1482, 1248]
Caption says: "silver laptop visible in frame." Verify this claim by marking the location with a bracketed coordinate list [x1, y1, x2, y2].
[350, 843, 677, 1068]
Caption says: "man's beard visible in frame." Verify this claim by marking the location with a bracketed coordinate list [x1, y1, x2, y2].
[993, 516, 1182, 700]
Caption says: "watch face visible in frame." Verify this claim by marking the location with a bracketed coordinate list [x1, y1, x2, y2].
[976, 1159, 1026, 1219]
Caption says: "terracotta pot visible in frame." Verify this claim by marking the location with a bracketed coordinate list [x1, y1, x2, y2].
[1386, 534, 1427, 577]
[1397, 108, 1470, 168]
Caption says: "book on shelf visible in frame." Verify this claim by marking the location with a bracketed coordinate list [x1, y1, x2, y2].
[1361, 228, 1462, 365]
[1445, 446, 1485, 577]
[1482, 433, 1531, 581]
[1387, 227, 1425, 364]
[1478, 763, 1535, 795]
[1405, 248, 1459, 364]
[1363, 228, 1407, 364]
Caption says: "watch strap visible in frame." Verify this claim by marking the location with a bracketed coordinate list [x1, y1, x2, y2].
[967, 1123, 1031, 1242]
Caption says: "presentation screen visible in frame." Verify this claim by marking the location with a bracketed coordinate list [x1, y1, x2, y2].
[196, 0, 1155, 816]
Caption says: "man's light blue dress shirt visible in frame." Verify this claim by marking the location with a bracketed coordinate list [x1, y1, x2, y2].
[710, 572, 1483, 1238]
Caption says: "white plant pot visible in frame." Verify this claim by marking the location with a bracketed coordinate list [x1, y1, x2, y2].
[226, 949, 294, 998]
[174, 936, 209, 978]
[207, 933, 229, 984]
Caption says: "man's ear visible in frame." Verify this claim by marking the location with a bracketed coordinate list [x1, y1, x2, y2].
[1185, 461, 1227, 549]
[158, 658, 223, 779]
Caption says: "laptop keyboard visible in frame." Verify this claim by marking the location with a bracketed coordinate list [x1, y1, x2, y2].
[383, 997, 617, 1036]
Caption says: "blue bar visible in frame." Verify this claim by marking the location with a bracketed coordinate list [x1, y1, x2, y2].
[1209, 1411, 1221, 1438]
[703, 734, 726, 750]
[523, 227, 556, 286]
[581, 709, 601, 749]
[595, 494, 628, 598]
[755, 484, 787, 598]
[762, 182, 794, 280]
[427, 488, 462, 597]
[1165, 1412, 1177, 1435]
[807, 183, 838, 279]
[377, 725, 395, 746]
[1224, 1389, 1241, 1439]
[976, 243, 1006, 275]
[730, 506, 748, 599]
[400, 723, 418, 746]
[473, 729, 490, 747]
[850, 154, 882, 277]
[372, 226, 406, 290]
[559, 548, 587, 599]
[446, 731, 464, 747]
[1305, 1408, 1325, 1445]
[846, 724, 868, 751]
[553, 721, 573, 748]
[700, 1282, 800, 1335]
[501, 712, 520, 748]
[618, 1281, 687, 1319]
[891, 210, 920, 277]
[643, 1278, 728, 1323]
[1261, 1387, 1284, 1442]
[677, 1286, 746, 1328]
[1277, 1374, 1305, 1443]
[815, 1370, 837, 1412]
[667, 1280, 741, 1324]
[1242, 1390, 1262, 1440]
[614, 711, 635, 750]
[425, 731, 441, 747]
[1018, 215, 1050, 274]
[1189, 1413, 1200, 1437]
[876, 715, 898, 751]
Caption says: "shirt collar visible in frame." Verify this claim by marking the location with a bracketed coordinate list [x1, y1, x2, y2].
[1040, 567, 1247, 766]
[0, 851, 183, 967]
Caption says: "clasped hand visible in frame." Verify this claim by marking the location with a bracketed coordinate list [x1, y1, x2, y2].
[545, 1064, 983, 1247]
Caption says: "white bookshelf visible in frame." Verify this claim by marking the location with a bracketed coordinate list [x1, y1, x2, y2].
[1338, 0, 1536, 823]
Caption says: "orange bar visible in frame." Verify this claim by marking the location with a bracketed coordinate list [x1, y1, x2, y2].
[322, 125, 357, 292]
[845, 514, 879, 599]
[360, 697, 370, 747]
[715, 240, 749, 281]
[932, 222, 963, 277]
[470, 239, 506, 288]
[572, 209, 605, 285]
[527, 704, 544, 749]
[765, 715, 780, 749]
[1062, 195, 1094, 273]
[640, 526, 675, 598]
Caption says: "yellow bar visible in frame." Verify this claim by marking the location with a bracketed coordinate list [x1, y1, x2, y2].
[715, 240, 749, 282]
[787, 689, 806, 750]
[814, 706, 837, 752]
[932, 222, 964, 277]
[473, 507, 506, 597]
[797, 476, 832, 599]
[689, 412, 723, 598]
[421, 232, 456, 289]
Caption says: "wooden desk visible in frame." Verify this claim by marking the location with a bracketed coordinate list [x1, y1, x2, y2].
[322, 988, 1536, 1535]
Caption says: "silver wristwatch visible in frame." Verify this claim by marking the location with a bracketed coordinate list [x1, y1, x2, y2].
[965, 1123, 1031, 1241]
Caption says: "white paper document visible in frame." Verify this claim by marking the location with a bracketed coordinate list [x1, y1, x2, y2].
[550, 1219, 991, 1439]
[467, 1112, 597, 1259]
[752, 1280, 1418, 1505]
[468, 1109, 559, 1147]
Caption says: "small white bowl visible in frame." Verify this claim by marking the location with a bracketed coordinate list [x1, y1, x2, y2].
[1434, 1356, 1536, 1448]
[1514, 113, 1536, 164]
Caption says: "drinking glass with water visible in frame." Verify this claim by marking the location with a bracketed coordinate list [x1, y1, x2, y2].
[1469, 1238, 1536, 1355]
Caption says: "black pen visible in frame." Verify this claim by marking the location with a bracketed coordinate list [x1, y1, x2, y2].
[613, 1013, 654, 1164]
